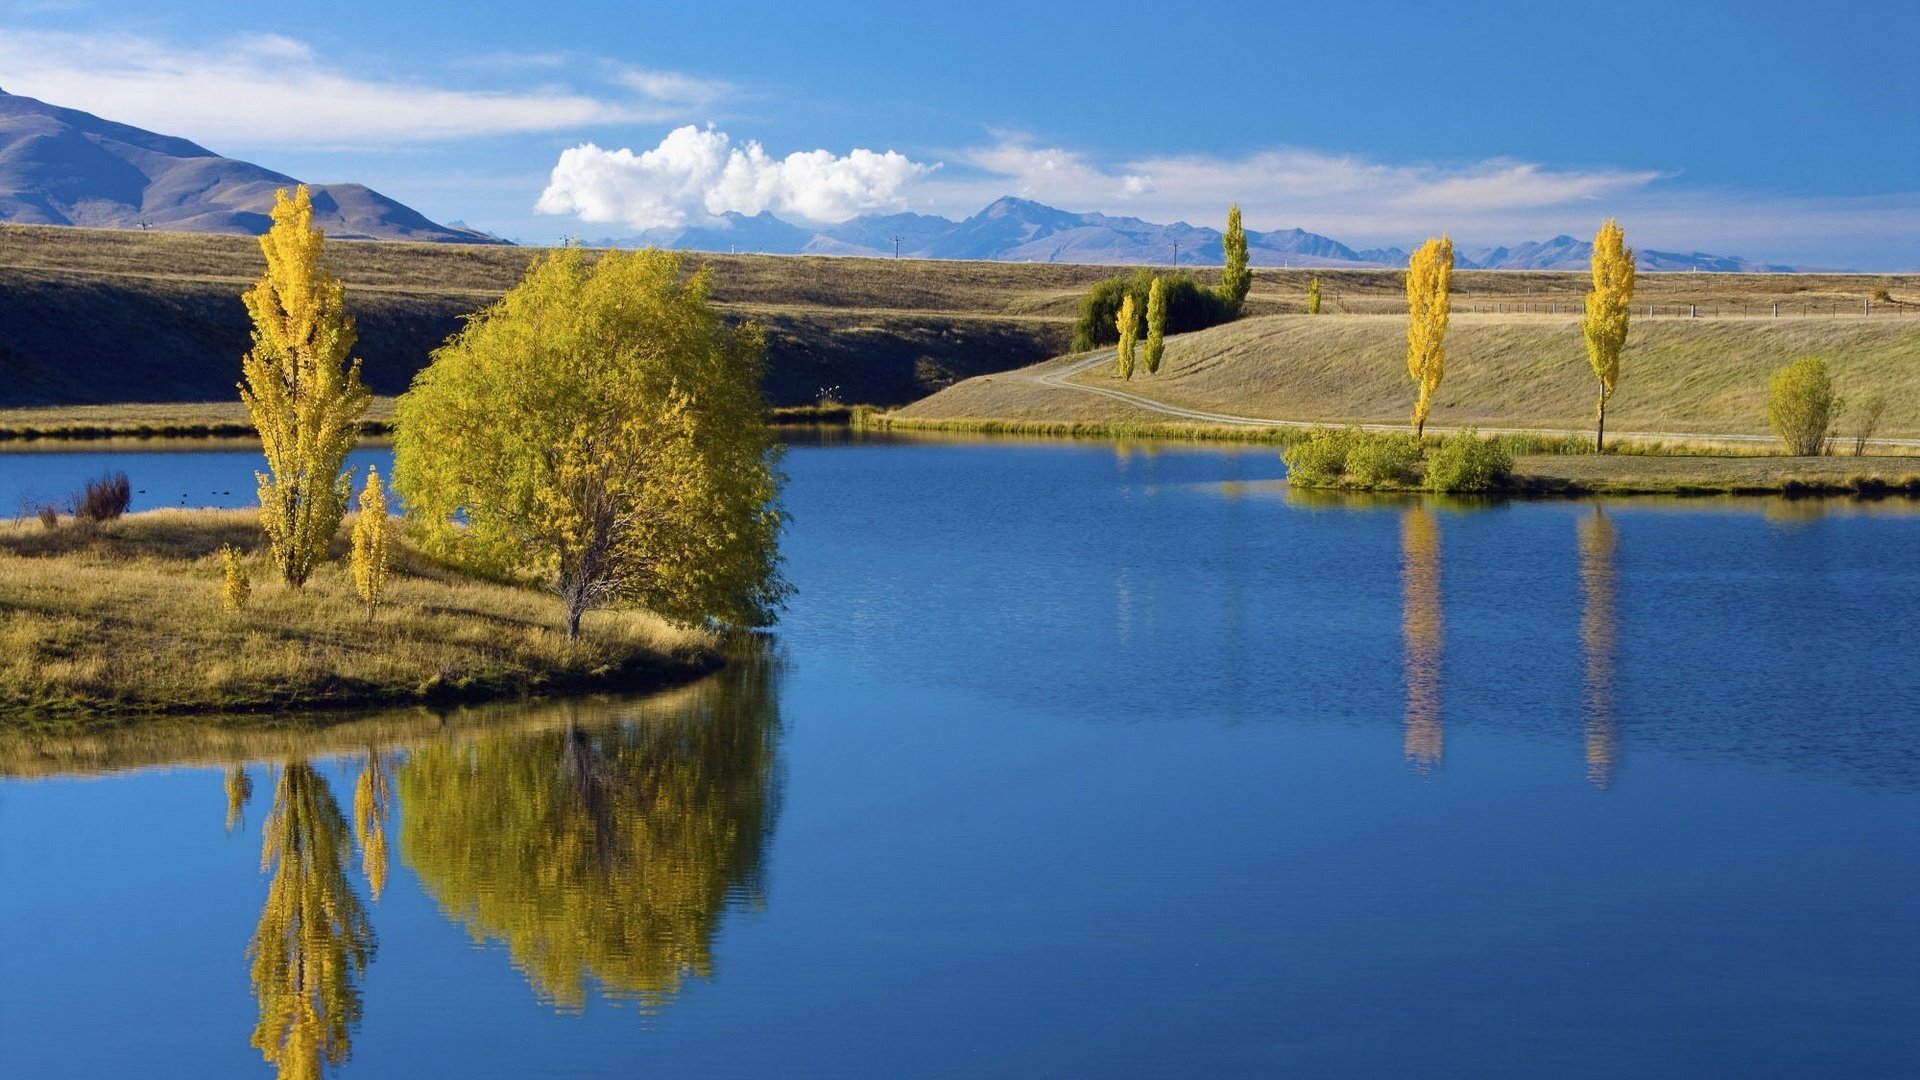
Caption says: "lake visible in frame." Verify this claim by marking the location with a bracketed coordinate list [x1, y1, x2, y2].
[2, 438, 1917, 1077]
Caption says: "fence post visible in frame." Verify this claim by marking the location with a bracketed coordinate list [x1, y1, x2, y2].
[1772, 302, 1778, 317]
[1690, 304, 1697, 318]
[1865, 298, 1871, 316]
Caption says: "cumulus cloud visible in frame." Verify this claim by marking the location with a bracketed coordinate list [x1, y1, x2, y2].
[0, 29, 707, 144]
[536, 125, 935, 228]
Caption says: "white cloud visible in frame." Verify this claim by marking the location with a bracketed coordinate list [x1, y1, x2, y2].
[0, 29, 712, 144]
[536, 125, 935, 228]
[928, 138, 1665, 238]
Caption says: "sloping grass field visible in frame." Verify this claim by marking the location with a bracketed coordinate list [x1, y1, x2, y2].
[899, 311, 1920, 440]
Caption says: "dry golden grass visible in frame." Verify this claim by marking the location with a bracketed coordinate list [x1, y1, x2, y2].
[902, 312, 1920, 440]
[0, 509, 719, 721]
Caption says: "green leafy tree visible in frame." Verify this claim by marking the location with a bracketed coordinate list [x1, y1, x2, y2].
[1115, 293, 1138, 379]
[1144, 275, 1168, 374]
[1218, 204, 1251, 312]
[1767, 356, 1842, 455]
[1070, 270, 1229, 352]
[240, 185, 371, 589]
[1583, 219, 1636, 451]
[393, 248, 789, 639]
[1307, 276, 1322, 314]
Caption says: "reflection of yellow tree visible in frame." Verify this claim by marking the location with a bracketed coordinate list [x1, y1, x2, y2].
[352, 751, 395, 901]
[1578, 508, 1619, 789]
[399, 662, 780, 1012]
[225, 764, 254, 832]
[250, 760, 376, 1080]
[1401, 507, 1444, 772]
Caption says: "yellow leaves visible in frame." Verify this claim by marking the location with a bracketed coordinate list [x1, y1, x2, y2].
[349, 469, 392, 618]
[240, 184, 370, 589]
[250, 761, 375, 1079]
[1115, 293, 1138, 380]
[1583, 219, 1636, 449]
[221, 544, 252, 613]
[1584, 218, 1636, 396]
[1405, 236, 1453, 437]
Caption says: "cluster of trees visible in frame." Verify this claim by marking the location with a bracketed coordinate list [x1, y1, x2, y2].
[234, 186, 788, 638]
[1069, 204, 1255, 367]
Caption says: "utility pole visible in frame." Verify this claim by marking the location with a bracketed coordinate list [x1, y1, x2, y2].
[1171, 241, 1179, 266]
[891, 235, 905, 258]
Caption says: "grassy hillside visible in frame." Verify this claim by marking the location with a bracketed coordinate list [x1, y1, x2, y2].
[3, 222, 1912, 411]
[899, 311, 1920, 440]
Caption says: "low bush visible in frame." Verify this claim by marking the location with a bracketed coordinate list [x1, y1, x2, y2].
[1281, 427, 1358, 486]
[1424, 429, 1514, 493]
[1767, 356, 1840, 456]
[72, 471, 132, 523]
[1282, 427, 1418, 490]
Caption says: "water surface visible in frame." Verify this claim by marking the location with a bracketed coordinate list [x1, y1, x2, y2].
[2, 439, 1916, 1077]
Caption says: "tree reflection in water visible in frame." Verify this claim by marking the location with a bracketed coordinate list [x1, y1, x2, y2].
[1578, 508, 1620, 789]
[399, 658, 783, 1013]
[1400, 507, 1444, 772]
[249, 760, 376, 1080]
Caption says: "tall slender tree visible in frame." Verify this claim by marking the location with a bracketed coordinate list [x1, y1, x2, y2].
[239, 186, 370, 588]
[1405, 236, 1454, 439]
[1307, 275, 1322, 314]
[349, 468, 392, 620]
[1115, 293, 1138, 379]
[1218, 204, 1251, 312]
[1144, 276, 1168, 374]
[1583, 219, 1636, 452]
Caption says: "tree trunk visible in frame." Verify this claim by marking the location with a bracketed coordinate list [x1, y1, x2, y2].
[564, 599, 585, 641]
[1595, 392, 1608, 453]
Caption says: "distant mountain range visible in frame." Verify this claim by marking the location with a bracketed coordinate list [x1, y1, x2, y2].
[0, 87, 1805, 270]
[0, 88, 501, 243]
[616, 196, 1806, 273]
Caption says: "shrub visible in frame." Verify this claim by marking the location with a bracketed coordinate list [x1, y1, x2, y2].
[72, 472, 131, 523]
[1767, 356, 1841, 456]
[1070, 270, 1234, 352]
[1424, 429, 1514, 493]
[1849, 394, 1888, 456]
[1282, 427, 1418, 490]
[1281, 427, 1358, 486]
[1346, 433, 1420, 487]
[35, 504, 59, 530]
[221, 545, 252, 613]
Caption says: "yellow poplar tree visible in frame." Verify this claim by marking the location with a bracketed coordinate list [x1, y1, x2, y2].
[1405, 236, 1454, 439]
[1307, 275, 1322, 314]
[1583, 219, 1636, 452]
[1115, 293, 1138, 379]
[1144, 276, 1167, 374]
[349, 468, 392, 619]
[240, 185, 371, 589]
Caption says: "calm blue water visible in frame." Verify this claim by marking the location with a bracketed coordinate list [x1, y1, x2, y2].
[2, 440, 1917, 1078]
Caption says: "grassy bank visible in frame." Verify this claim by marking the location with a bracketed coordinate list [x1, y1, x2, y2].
[0, 399, 854, 441]
[0, 510, 722, 723]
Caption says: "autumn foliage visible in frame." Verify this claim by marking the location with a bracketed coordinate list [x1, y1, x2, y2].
[239, 186, 370, 588]
[1404, 236, 1453, 439]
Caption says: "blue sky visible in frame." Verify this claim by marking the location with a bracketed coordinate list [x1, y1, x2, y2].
[1, 0, 1915, 266]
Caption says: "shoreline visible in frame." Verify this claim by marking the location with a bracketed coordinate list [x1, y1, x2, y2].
[0, 509, 728, 727]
